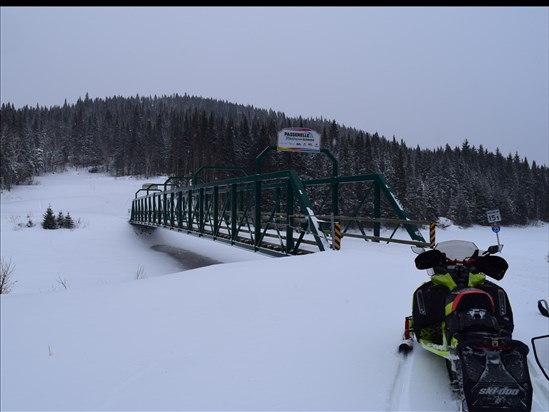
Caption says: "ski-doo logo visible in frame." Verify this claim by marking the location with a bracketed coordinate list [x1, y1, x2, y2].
[478, 386, 521, 396]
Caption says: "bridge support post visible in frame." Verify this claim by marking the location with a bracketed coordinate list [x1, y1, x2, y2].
[255, 179, 262, 250]
[213, 186, 219, 237]
[231, 183, 237, 243]
[177, 191, 183, 229]
[374, 181, 381, 241]
[286, 179, 294, 254]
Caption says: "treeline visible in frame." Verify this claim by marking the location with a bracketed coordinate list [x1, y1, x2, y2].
[1, 93, 547, 226]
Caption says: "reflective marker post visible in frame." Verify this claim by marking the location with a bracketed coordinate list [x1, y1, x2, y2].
[487, 209, 502, 249]
[492, 223, 501, 247]
[334, 222, 341, 250]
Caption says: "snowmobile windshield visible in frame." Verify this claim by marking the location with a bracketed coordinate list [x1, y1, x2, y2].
[435, 240, 479, 261]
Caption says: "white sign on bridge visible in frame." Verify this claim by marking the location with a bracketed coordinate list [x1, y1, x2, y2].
[277, 127, 320, 153]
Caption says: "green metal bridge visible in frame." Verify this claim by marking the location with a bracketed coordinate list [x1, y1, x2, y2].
[129, 147, 432, 257]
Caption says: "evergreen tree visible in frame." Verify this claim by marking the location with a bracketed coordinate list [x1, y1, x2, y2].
[42, 206, 57, 229]
[63, 212, 75, 229]
[56, 211, 65, 228]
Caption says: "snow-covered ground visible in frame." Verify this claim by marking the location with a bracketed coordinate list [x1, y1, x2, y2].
[1, 168, 548, 411]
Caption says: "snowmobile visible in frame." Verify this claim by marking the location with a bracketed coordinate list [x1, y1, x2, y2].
[400, 240, 533, 412]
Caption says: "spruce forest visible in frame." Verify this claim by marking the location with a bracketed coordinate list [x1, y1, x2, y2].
[1, 93, 547, 226]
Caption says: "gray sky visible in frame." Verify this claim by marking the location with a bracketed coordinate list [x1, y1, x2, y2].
[2, 6, 548, 166]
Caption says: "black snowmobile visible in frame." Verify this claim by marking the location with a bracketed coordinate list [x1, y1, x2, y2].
[400, 240, 533, 412]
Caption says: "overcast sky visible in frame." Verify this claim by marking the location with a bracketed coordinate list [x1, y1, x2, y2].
[1, 7, 548, 166]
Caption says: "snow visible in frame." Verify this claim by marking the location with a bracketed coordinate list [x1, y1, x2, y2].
[1, 168, 548, 411]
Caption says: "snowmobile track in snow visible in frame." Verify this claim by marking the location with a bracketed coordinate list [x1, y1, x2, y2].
[388, 347, 415, 411]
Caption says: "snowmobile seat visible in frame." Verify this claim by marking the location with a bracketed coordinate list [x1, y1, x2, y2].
[446, 289, 495, 315]
[445, 289, 501, 335]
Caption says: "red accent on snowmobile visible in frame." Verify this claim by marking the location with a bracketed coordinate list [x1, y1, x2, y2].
[450, 289, 495, 314]
[403, 316, 411, 340]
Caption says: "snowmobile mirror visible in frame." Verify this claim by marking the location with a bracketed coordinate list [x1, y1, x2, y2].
[414, 249, 446, 269]
[486, 245, 501, 254]
[531, 335, 549, 381]
[538, 299, 549, 318]
[474, 255, 508, 280]
[411, 246, 425, 255]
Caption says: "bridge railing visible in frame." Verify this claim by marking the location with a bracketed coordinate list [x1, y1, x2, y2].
[130, 170, 429, 255]
[302, 173, 426, 244]
[130, 170, 330, 256]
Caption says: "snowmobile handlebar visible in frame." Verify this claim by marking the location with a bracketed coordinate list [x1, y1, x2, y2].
[414, 246, 508, 281]
[445, 257, 477, 266]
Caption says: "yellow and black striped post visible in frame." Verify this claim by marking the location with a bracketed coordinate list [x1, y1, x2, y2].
[429, 222, 436, 248]
[334, 222, 342, 250]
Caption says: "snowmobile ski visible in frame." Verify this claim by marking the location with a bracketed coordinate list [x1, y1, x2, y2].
[398, 316, 414, 354]
[398, 338, 413, 354]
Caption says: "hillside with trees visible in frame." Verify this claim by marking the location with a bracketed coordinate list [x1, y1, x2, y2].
[1, 93, 547, 226]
